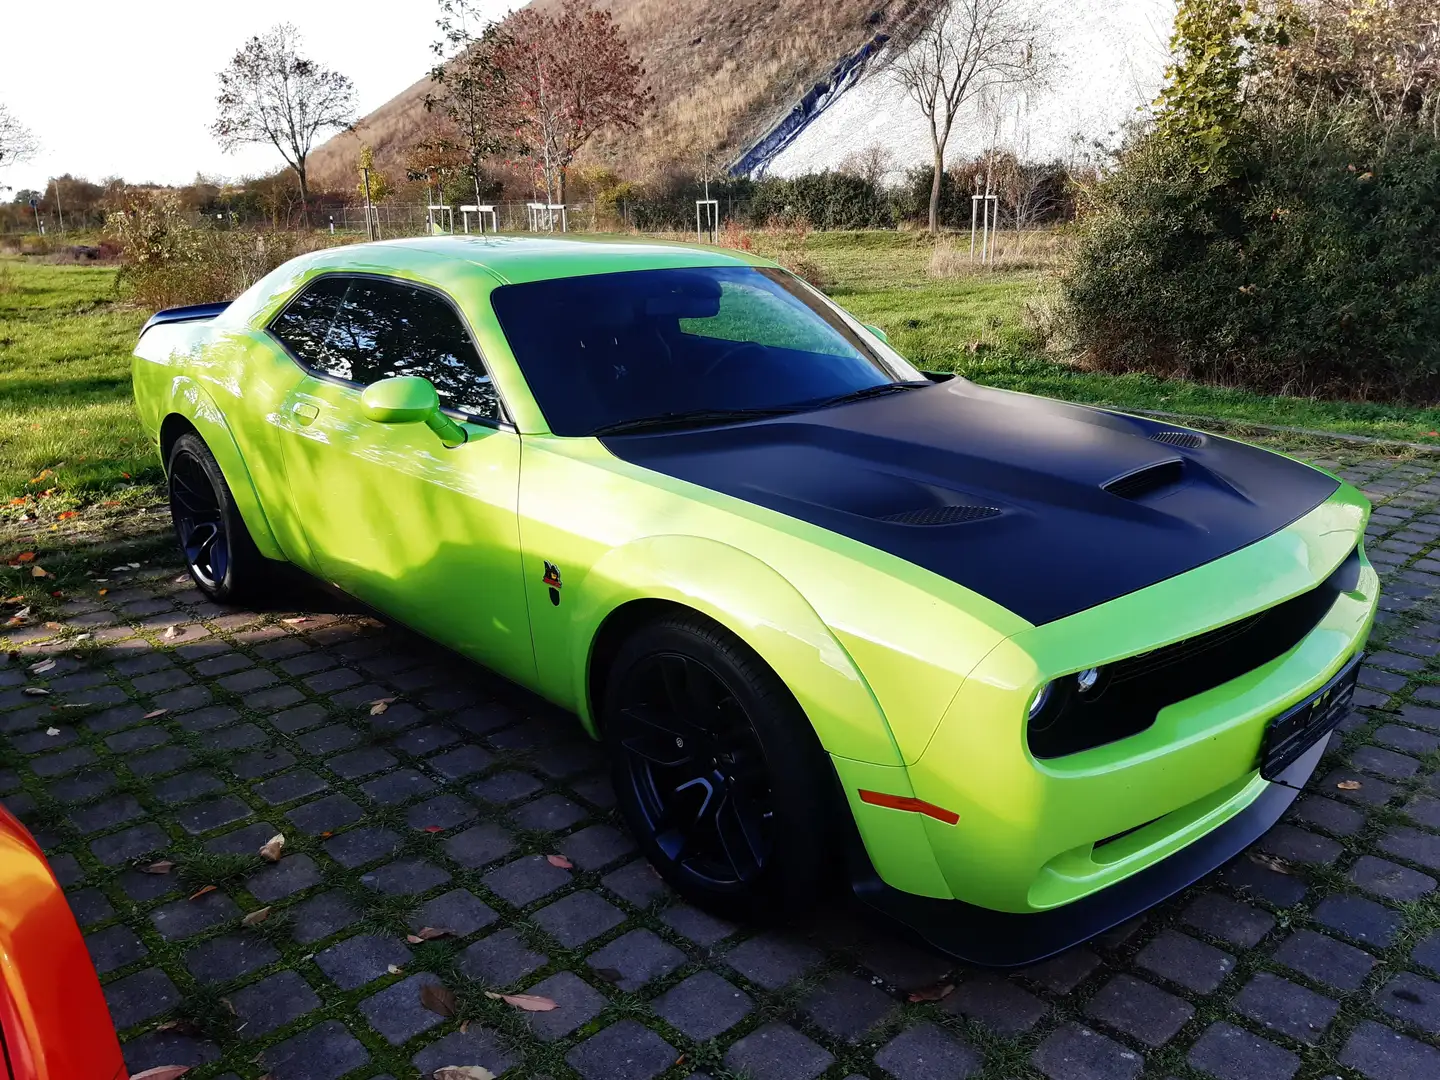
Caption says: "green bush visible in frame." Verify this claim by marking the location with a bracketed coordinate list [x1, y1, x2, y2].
[1061, 116, 1440, 402]
[748, 172, 894, 229]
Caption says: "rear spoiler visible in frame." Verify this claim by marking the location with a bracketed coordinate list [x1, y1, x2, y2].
[139, 301, 232, 338]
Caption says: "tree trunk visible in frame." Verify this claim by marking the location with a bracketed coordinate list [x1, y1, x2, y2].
[928, 146, 944, 234]
[558, 167, 567, 206]
[295, 160, 310, 229]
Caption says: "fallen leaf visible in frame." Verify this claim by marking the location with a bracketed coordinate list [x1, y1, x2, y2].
[907, 981, 955, 1003]
[320, 830, 333, 839]
[485, 992, 558, 1012]
[22, 687, 49, 697]
[189, 885, 217, 900]
[97, 588, 108, 596]
[43, 621, 61, 630]
[15, 553, 34, 563]
[129, 1068, 191, 1080]
[370, 697, 397, 715]
[1336, 780, 1362, 791]
[45, 727, 60, 736]
[546, 854, 573, 869]
[592, 966, 624, 984]
[420, 983, 458, 1017]
[1, 596, 21, 605]
[387, 963, 404, 975]
[241, 906, 272, 926]
[143, 709, 169, 720]
[142, 860, 175, 875]
[459, 1019, 470, 1034]
[1248, 851, 1292, 875]
[174, 575, 189, 584]
[282, 616, 309, 625]
[57, 511, 77, 520]
[29, 659, 55, 674]
[258, 833, 285, 862]
[163, 625, 180, 639]
[412, 927, 454, 942]
[423, 825, 444, 834]
[155, 1019, 203, 1035]
[432, 1068, 495, 1080]
[30, 566, 49, 578]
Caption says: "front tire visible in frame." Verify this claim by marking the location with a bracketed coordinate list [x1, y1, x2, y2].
[166, 432, 268, 604]
[603, 613, 835, 921]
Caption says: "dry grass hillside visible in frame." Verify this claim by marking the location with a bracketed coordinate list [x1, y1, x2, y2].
[307, 0, 914, 191]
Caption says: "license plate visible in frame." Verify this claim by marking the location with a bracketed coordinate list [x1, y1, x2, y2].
[1260, 653, 1361, 780]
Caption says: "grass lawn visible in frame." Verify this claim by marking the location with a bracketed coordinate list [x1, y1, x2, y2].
[3, 232, 1440, 531]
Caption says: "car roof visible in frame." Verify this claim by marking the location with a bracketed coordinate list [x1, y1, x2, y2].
[305, 234, 774, 285]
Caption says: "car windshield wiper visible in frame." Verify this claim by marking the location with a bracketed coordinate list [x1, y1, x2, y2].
[590, 406, 798, 436]
[809, 381, 932, 410]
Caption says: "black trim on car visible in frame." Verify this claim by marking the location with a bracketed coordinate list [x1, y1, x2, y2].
[140, 301, 232, 338]
[264, 270, 514, 431]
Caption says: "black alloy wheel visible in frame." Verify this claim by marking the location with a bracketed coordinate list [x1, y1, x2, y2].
[169, 445, 229, 590]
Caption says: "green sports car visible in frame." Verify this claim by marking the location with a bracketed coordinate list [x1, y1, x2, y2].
[132, 236, 1377, 964]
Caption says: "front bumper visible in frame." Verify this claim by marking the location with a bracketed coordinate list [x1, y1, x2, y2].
[846, 733, 1328, 966]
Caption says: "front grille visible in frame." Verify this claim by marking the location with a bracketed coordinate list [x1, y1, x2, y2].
[1028, 546, 1361, 759]
[879, 504, 1001, 526]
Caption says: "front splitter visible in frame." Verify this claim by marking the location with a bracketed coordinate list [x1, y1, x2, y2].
[848, 735, 1325, 967]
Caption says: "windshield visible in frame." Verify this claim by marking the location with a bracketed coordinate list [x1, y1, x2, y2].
[490, 265, 924, 436]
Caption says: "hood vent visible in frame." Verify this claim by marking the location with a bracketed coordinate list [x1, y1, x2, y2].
[1149, 430, 1205, 449]
[880, 504, 1001, 526]
[1105, 459, 1185, 500]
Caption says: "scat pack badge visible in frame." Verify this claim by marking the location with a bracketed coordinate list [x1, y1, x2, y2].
[543, 561, 563, 606]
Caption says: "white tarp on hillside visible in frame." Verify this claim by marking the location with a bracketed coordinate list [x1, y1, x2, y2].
[765, 0, 1177, 179]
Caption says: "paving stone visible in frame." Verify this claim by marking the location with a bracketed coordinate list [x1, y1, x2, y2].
[327, 745, 396, 779]
[1221, 856, 1308, 907]
[725, 931, 822, 990]
[1188, 1021, 1299, 1080]
[456, 927, 546, 986]
[1313, 894, 1404, 947]
[1407, 795, 1440, 829]
[661, 901, 738, 947]
[1380, 826, 1440, 871]
[1275, 929, 1378, 991]
[1136, 930, 1235, 994]
[360, 767, 437, 805]
[404, 792, 476, 831]
[295, 726, 360, 759]
[1353, 745, 1421, 780]
[173, 705, 240, 732]
[406, 888, 496, 937]
[875, 1022, 980, 1080]
[127, 745, 195, 777]
[314, 933, 412, 990]
[725, 1023, 835, 1080]
[252, 768, 328, 804]
[121, 1030, 221, 1072]
[202, 819, 279, 856]
[801, 971, 896, 1040]
[183, 932, 281, 984]
[392, 722, 461, 756]
[50, 767, 117, 803]
[271, 702, 331, 733]
[1320, 768, 1399, 806]
[286, 792, 364, 834]
[67, 886, 114, 926]
[1084, 974, 1191, 1047]
[151, 684, 212, 712]
[532, 889, 625, 947]
[512, 792, 587, 831]
[176, 795, 252, 834]
[484, 853, 570, 906]
[1021, 948, 1101, 994]
[559, 822, 636, 870]
[359, 856, 451, 895]
[512, 970, 605, 1041]
[602, 859, 669, 907]
[936, 973, 1046, 1035]
[1031, 1023, 1142, 1080]
[413, 1027, 519, 1077]
[150, 890, 241, 940]
[263, 1019, 369, 1080]
[426, 743, 493, 779]
[1233, 972, 1338, 1044]
[1288, 794, 1366, 836]
[1375, 724, 1440, 755]
[1182, 892, 1276, 948]
[1258, 823, 1345, 865]
[1415, 930, 1440, 973]
[29, 744, 96, 777]
[443, 821, 515, 868]
[359, 972, 449, 1044]
[1340, 1019, 1440, 1080]
[290, 889, 364, 944]
[468, 769, 543, 804]
[103, 725, 168, 752]
[324, 826, 402, 868]
[1351, 855, 1437, 901]
[85, 923, 148, 973]
[567, 1019, 677, 1080]
[104, 967, 180, 1029]
[90, 822, 169, 865]
[69, 794, 146, 834]
[153, 769, 227, 804]
[657, 970, 754, 1039]
[1377, 971, 1440, 1034]
[250, 853, 324, 901]
[231, 747, 298, 779]
[587, 928, 685, 991]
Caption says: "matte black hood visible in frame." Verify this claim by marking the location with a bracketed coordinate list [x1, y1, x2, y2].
[601, 379, 1340, 625]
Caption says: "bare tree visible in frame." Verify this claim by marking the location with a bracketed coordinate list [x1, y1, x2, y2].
[426, 0, 510, 208]
[0, 104, 40, 186]
[888, 0, 1052, 232]
[211, 24, 356, 225]
[838, 143, 896, 189]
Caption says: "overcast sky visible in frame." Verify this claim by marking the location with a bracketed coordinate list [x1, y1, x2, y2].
[0, 0, 520, 194]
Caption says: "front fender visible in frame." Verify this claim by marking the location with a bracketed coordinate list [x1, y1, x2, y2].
[153, 374, 286, 562]
[570, 535, 905, 768]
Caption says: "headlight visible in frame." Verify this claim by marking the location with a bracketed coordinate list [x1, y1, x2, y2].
[1028, 681, 1054, 719]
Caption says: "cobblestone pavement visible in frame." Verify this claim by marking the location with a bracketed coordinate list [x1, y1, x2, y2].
[4, 444, 1440, 1080]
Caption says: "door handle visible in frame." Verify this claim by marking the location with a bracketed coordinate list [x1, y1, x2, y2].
[292, 403, 319, 425]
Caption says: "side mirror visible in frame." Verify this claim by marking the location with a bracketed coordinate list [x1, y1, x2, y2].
[360, 376, 467, 448]
[862, 322, 890, 345]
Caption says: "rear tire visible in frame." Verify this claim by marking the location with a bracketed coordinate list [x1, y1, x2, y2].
[603, 612, 835, 921]
[166, 432, 269, 604]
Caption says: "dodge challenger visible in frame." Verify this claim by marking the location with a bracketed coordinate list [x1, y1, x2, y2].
[132, 236, 1377, 964]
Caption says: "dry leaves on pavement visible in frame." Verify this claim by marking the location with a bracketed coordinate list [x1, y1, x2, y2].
[258, 834, 285, 862]
[545, 854, 573, 869]
[420, 983, 458, 1017]
[485, 991, 558, 1012]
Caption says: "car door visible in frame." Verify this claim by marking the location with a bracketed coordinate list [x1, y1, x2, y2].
[268, 273, 536, 686]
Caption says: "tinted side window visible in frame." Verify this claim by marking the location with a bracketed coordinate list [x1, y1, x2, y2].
[270, 276, 349, 371]
[274, 277, 501, 421]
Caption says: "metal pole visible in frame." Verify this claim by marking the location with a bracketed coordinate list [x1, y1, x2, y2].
[361, 168, 376, 241]
[52, 179, 64, 234]
[970, 195, 978, 257]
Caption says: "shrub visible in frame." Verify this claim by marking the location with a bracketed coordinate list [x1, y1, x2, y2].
[1060, 115, 1440, 402]
[747, 171, 893, 230]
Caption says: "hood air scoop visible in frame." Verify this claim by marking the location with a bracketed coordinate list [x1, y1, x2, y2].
[1104, 459, 1185, 500]
[879, 504, 1002, 526]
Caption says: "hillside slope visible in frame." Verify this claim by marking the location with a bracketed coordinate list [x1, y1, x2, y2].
[307, 0, 911, 191]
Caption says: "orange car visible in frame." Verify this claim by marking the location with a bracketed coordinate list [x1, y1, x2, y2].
[0, 804, 126, 1079]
